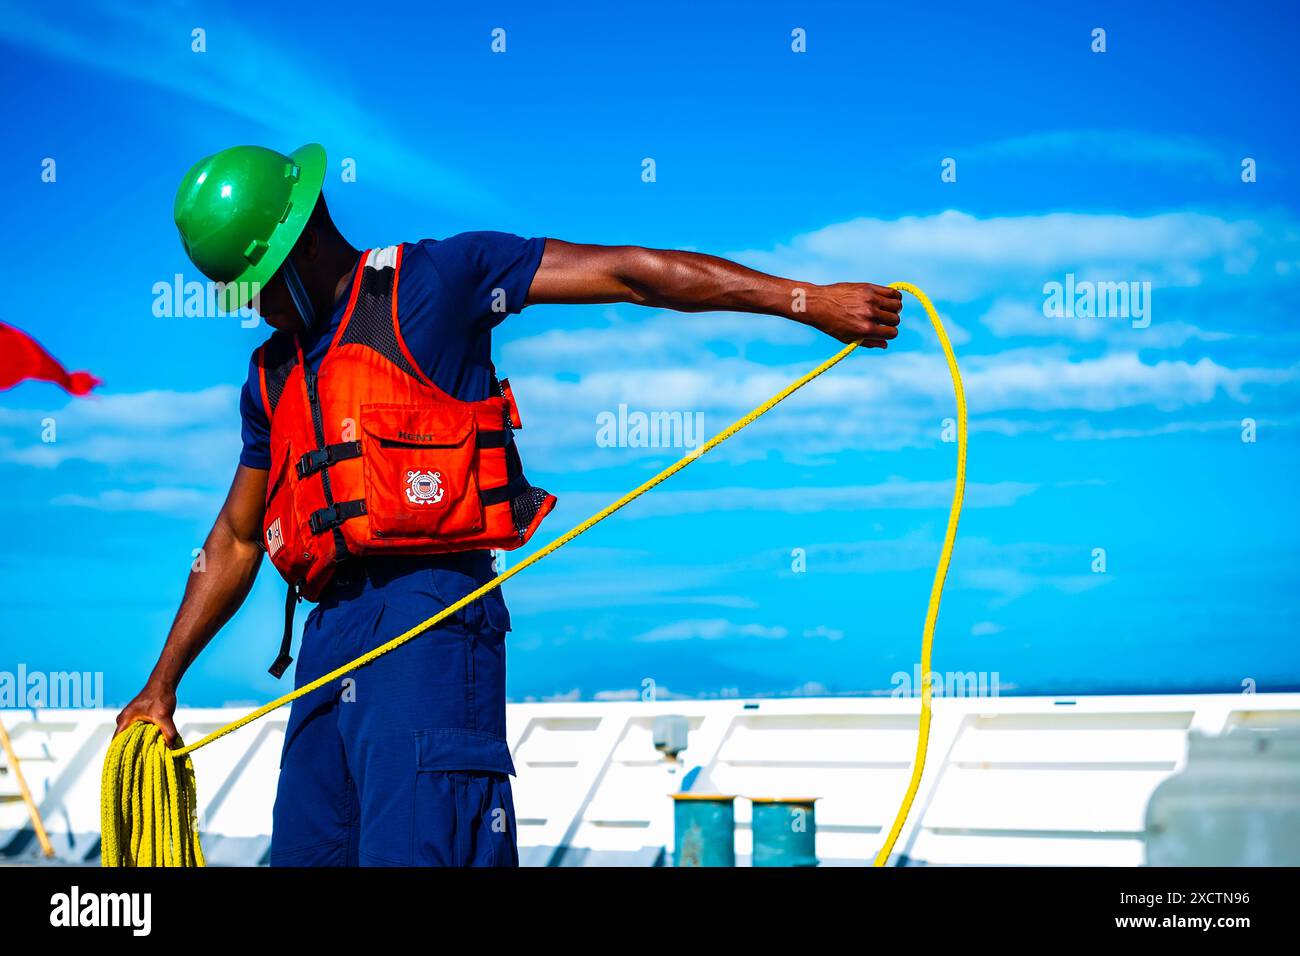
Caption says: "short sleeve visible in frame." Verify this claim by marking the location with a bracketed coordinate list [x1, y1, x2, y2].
[239, 350, 272, 470]
[422, 232, 545, 330]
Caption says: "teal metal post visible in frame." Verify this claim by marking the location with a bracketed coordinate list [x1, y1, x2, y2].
[671, 794, 736, 867]
[750, 798, 818, 867]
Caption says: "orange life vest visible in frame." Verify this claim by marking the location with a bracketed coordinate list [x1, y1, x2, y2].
[256, 244, 556, 619]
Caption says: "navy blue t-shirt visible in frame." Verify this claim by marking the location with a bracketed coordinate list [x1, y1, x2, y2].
[239, 231, 545, 469]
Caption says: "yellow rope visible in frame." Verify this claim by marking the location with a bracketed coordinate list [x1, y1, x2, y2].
[872, 282, 967, 865]
[101, 721, 203, 867]
[100, 282, 965, 867]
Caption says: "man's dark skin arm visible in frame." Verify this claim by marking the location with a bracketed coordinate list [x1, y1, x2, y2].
[527, 240, 902, 346]
[115, 239, 898, 744]
[114, 465, 267, 743]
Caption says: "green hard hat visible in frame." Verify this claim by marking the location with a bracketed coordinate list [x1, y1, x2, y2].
[173, 143, 327, 312]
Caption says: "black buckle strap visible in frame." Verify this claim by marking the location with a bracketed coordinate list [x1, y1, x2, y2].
[480, 476, 529, 508]
[476, 429, 510, 450]
[296, 441, 363, 479]
[308, 499, 367, 535]
[269, 582, 301, 679]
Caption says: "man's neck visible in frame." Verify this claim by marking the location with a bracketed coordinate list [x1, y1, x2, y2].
[328, 243, 361, 305]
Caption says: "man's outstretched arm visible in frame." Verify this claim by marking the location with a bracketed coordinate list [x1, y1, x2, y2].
[114, 464, 268, 743]
[527, 239, 902, 346]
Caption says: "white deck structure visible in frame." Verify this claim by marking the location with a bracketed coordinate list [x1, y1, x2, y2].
[3, 693, 1299, 866]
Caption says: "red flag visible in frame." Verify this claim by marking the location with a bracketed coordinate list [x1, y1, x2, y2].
[0, 323, 101, 396]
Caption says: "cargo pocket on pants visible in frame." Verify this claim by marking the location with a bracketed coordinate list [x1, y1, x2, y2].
[412, 768, 517, 867]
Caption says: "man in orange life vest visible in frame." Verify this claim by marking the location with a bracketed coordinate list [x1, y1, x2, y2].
[116, 144, 903, 866]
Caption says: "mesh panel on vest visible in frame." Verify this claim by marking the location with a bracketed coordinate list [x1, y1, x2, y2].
[337, 264, 421, 381]
[510, 485, 551, 535]
[262, 334, 299, 414]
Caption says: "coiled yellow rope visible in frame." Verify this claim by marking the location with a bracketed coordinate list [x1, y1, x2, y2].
[101, 282, 964, 867]
[100, 721, 204, 867]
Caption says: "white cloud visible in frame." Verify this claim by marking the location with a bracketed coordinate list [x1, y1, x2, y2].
[0, 386, 241, 516]
[501, 558, 754, 615]
[633, 618, 788, 643]
[506, 338, 1295, 472]
[501, 310, 813, 369]
[0, 386, 240, 472]
[960, 567, 1111, 608]
[979, 298, 1231, 347]
[729, 210, 1298, 302]
[1059, 417, 1288, 441]
[552, 480, 1035, 520]
[7, 208, 1293, 531]
[0, 386, 237, 432]
[937, 349, 1254, 413]
[501, 204, 1300, 470]
[777, 536, 1101, 610]
[965, 130, 1231, 176]
[962, 352, 1297, 413]
[803, 624, 845, 641]
[51, 487, 220, 517]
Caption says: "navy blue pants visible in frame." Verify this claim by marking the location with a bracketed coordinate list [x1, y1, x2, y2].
[269, 555, 518, 867]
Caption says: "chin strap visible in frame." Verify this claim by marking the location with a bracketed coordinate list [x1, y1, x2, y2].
[281, 256, 318, 332]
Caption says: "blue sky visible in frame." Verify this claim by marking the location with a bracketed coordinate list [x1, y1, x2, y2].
[1, 0, 1297, 705]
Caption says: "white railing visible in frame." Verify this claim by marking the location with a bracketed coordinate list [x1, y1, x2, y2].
[3, 693, 1298, 866]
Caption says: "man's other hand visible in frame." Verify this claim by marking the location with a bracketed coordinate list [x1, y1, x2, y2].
[114, 682, 179, 746]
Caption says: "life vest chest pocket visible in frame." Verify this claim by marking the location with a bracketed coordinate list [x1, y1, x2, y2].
[361, 403, 485, 539]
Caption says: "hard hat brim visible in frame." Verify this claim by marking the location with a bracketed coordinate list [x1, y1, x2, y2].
[217, 143, 328, 314]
